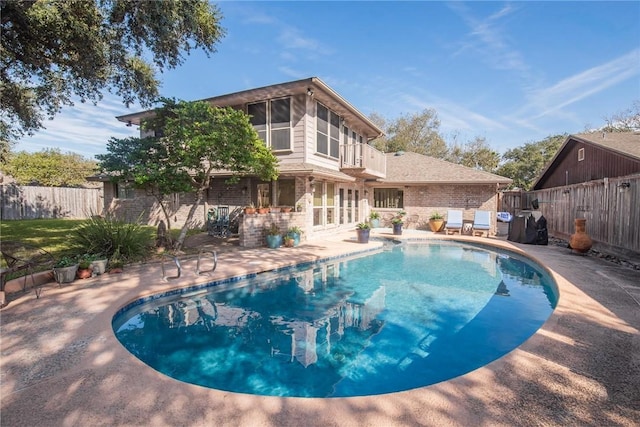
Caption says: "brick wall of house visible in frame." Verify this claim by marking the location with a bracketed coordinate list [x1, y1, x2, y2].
[374, 184, 498, 234]
[239, 212, 306, 247]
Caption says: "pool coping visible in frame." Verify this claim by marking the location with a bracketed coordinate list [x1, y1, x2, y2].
[1, 231, 639, 426]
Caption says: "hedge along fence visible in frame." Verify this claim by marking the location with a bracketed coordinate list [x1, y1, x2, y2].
[527, 174, 640, 257]
[0, 184, 103, 220]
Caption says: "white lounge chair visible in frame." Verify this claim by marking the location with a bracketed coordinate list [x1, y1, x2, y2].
[473, 210, 491, 237]
[445, 210, 463, 235]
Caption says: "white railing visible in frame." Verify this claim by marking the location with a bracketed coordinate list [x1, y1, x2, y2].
[340, 144, 386, 177]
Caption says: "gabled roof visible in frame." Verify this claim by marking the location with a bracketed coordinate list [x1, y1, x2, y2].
[116, 77, 383, 139]
[377, 151, 512, 186]
[532, 132, 640, 189]
[573, 132, 640, 159]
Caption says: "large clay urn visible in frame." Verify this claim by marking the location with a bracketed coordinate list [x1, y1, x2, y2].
[569, 218, 592, 254]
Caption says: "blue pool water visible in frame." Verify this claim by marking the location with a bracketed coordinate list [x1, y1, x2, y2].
[113, 241, 557, 397]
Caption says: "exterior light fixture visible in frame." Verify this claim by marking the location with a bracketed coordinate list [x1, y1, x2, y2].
[307, 88, 314, 96]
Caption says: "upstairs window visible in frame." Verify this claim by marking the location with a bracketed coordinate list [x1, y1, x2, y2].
[248, 98, 291, 151]
[270, 98, 291, 151]
[316, 103, 340, 159]
[578, 147, 585, 162]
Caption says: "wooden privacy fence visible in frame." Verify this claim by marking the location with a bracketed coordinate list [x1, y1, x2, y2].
[0, 184, 103, 220]
[526, 174, 640, 256]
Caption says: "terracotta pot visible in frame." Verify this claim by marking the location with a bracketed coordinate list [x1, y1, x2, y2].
[429, 219, 444, 232]
[76, 267, 93, 279]
[569, 218, 593, 253]
[282, 207, 292, 213]
[244, 207, 256, 215]
[257, 208, 270, 214]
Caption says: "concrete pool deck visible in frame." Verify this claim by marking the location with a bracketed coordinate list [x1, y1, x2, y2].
[1, 230, 639, 426]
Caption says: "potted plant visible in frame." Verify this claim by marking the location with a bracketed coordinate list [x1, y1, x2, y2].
[286, 226, 303, 247]
[428, 212, 445, 233]
[257, 205, 270, 214]
[356, 222, 371, 243]
[284, 235, 295, 247]
[391, 210, 406, 235]
[265, 223, 282, 248]
[53, 256, 79, 284]
[296, 203, 302, 212]
[244, 203, 256, 215]
[90, 253, 108, 275]
[281, 206, 292, 213]
[76, 255, 94, 279]
[369, 211, 381, 228]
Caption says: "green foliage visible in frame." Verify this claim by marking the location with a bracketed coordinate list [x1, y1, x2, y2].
[356, 222, 371, 230]
[429, 212, 444, 220]
[370, 109, 448, 158]
[98, 99, 279, 250]
[391, 210, 406, 224]
[497, 134, 566, 190]
[1, 0, 225, 145]
[69, 214, 154, 263]
[54, 255, 78, 268]
[369, 211, 381, 220]
[3, 149, 97, 186]
[286, 226, 303, 236]
[446, 136, 500, 173]
[265, 223, 281, 236]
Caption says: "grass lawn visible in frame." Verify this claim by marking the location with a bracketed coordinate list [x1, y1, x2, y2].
[1, 218, 202, 263]
[1, 218, 87, 260]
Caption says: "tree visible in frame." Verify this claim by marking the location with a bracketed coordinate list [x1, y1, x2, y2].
[446, 136, 500, 172]
[602, 100, 640, 132]
[496, 134, 566, 190]
[97, 99, 279, 250]
[2, 148, 96, 186]
[370, 109, 448, 158]
[1, 0, 225, 153]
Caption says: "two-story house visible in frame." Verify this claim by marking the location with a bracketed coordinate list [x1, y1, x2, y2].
[107, 77, 386, 246]
[102, 77, 511, 246]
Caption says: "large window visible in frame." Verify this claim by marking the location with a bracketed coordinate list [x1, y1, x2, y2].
[270, 98, 291, 151]
[248, 98, 291, 151]
[316, 103, 340, 159]
[373, 188, 404, 209]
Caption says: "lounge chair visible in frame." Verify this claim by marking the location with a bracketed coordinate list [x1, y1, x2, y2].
[472, 210, 491, 237]
[445, 210, 463, 235]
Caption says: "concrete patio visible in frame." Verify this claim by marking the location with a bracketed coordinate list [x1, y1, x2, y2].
[1, 230, 639, 426]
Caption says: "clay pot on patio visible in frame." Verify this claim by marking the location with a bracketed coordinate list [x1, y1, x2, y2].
[569, 218, 592, 254]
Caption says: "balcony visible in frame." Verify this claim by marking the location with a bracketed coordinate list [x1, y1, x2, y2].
[340, 144, 386, 179]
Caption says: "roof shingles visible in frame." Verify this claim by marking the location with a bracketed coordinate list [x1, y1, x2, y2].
[380, 151, 512, 185]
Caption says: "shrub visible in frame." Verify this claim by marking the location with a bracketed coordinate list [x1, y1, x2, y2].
[429, 212, 444, 220]
[70, 213, 154, 263]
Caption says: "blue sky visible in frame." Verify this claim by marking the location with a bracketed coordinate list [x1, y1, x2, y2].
[18, 1, 640, 159]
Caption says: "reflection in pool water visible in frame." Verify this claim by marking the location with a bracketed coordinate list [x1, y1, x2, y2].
[113, 242, 557, 397]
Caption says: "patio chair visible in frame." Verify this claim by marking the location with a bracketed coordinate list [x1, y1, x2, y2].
[445, 210, 463, 235]
[1, 241, 55, 302]
[472, 210, 491, 237]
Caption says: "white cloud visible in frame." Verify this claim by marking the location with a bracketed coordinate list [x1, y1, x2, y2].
[448, 2, 528, 72]
[524, 49, 640, 119]
[17, 95, 140, 159]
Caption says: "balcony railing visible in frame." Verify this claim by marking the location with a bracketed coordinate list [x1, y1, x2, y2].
[340, 144, 386, 179]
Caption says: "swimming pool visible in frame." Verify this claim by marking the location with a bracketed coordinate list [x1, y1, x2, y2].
[113, 241, 557, 397]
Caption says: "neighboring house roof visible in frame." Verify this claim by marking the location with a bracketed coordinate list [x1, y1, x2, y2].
[568, 132, 640, 160]
[532, 132, 640, 189]
[116, 77, 384, 139]
[377, 151, 512, 186]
